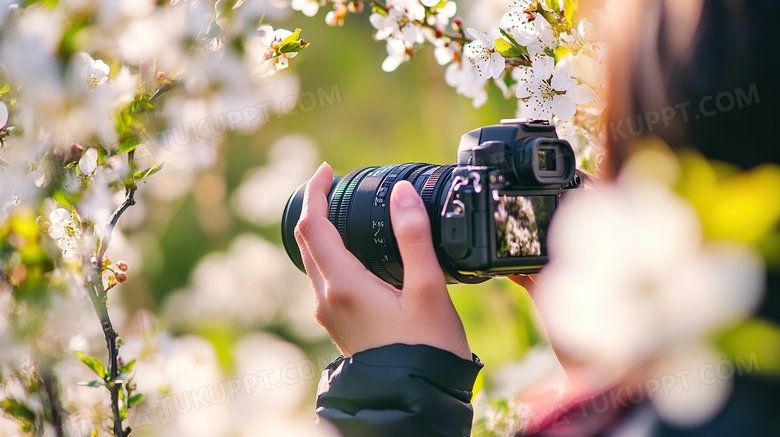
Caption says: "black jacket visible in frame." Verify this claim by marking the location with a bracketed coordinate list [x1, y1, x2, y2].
[315, 344, 483, 437]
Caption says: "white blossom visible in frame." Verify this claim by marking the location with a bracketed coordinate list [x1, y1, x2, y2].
[247, 24, 298, 78]
[535, 175, 764, 390]
[425, 0, 456, 29]
[433, 45, 455, 66]
[72, 52, 110, 89]
[78, 147, 98, 175]
[369, 8, 403, 41]
[381, 38, 411, 72]
[48, 208, 81, 257]
[515, 59, 597, 121]
[463, 28, 505, 79]
[445, 54, 489, 108]
[325, 1, 348, 26]
[369, 0, 425, 43]
[291, 0, 320, 17]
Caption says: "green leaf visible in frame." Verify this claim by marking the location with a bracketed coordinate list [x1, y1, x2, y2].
[494, 38, 522, 58]
[563, 0, 578, 26]
[120, 358, 137, 374]
[74, 351, 107, 379]
[118, 136, 141, 153]
[498, 28, 529, 58]
[0, 399, 36, 423]
[133, 163, 164, 182]
[0, 84, 9, 94]
[76, 379, 106, 388]
[119, 387, 128, 419]
[279, 28, 310, 54]
[371, 4, 389, 16]
[546, 0, 561, 11]
[554, 45, 571, 61]
[113, 372, 131, 384]
[128, 393, 145, 408]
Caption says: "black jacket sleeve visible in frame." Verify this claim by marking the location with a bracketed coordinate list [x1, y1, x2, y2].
[315, 343, 484, 437]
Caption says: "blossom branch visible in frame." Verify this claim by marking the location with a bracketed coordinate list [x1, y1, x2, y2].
[369, 0, 468, 44]
[86, 151, 138, 437]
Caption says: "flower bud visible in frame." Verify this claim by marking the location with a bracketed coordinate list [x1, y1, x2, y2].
[452, 17, 464, 31]
[117, 260, 129, 272]
[116, 271, 128, 283]
[347, 1, 363, 14]
[68, 143, 85, 164]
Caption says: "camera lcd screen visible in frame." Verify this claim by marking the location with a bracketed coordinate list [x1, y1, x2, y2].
[494, 194, 555, 258]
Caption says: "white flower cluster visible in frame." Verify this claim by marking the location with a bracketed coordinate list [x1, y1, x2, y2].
[367, 0, 459, 72]
[494, 196, 542, 256]
[461, 2, 603, 122]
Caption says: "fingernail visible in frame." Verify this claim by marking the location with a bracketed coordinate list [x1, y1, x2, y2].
[392, 182, 422, 209]
[318, 161, 329, 170]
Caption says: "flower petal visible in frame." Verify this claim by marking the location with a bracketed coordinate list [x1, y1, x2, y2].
[488, 53, 505, 79]
[79, 147, 98, 175]
[382, 55, 404, 72]
[434, 47, 454, 66]
[552, 95, 576, 121]
[465, 28, 492, 47]
[301, 1, 319, 17]
[48, 224, 65, 239]
[49, 208, 70, 224]
[532, 55, 555, 81]
[551, 60, 577, 91]
[0, 101, 8, 129]
[401, 23, 419, 45]
[567, 84, 598, 105]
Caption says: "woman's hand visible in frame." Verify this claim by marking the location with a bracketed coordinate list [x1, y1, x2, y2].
[294, 162, 472, 360]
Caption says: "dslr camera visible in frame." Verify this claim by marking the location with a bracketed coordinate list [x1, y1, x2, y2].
[282, 119, 585, 285]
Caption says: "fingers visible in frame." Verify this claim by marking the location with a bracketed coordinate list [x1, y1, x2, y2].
[294, 231, 323, 292]
[296, 162, 364, 277]
[390, 181, 446, 292]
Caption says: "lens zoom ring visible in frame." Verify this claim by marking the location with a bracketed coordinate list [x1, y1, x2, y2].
[421, 165, 455, 207]
[329, 167, 374, 244]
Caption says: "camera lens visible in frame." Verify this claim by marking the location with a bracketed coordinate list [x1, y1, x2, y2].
[281, 163, 487, 285]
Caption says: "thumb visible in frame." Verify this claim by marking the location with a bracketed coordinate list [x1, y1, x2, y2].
[390, 181, 446, 290]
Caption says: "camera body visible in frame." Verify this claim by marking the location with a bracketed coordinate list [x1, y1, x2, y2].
[281, 119, 585, 285]
[438, 119, 583, 277]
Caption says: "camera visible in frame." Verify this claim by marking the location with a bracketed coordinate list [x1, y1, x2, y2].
[281, 119, 585, 285]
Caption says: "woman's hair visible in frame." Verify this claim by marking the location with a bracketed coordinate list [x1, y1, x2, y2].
[605, 0, 780, 176]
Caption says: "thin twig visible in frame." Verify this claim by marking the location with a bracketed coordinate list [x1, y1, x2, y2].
[95, 188, 136, 267]
[150, 80, 179, 104]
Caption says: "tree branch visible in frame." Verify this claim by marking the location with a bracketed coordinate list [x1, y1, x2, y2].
[40, 366, 66, 437]
[87, 181, 138, 437]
